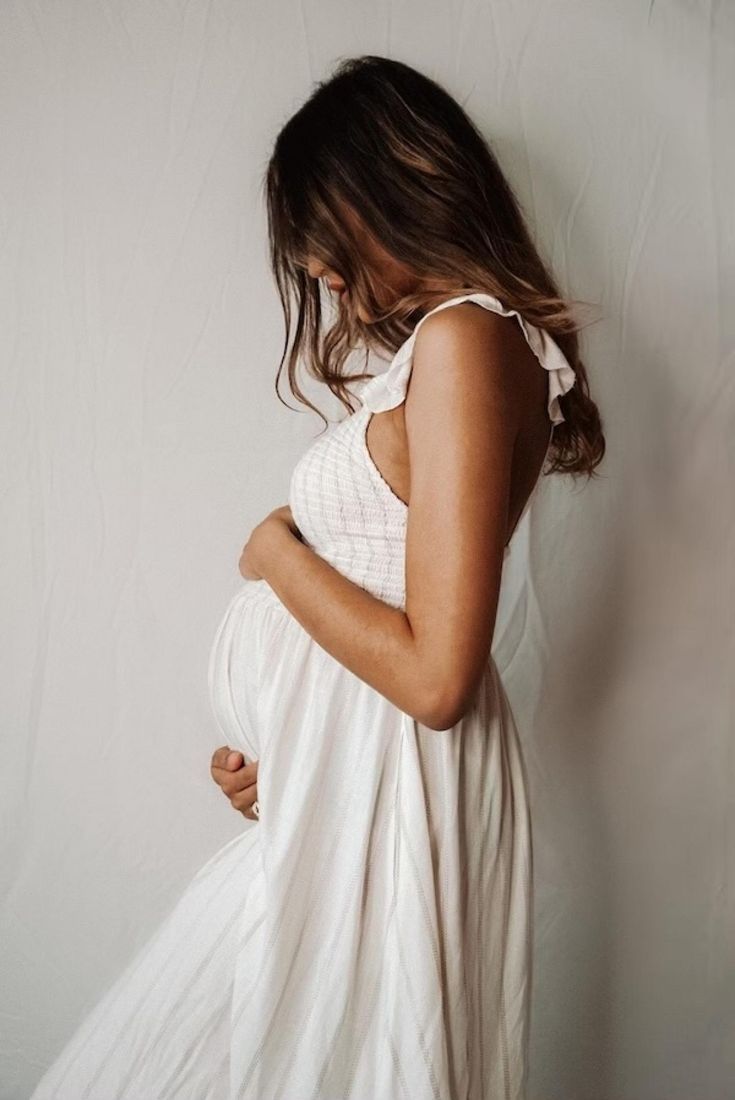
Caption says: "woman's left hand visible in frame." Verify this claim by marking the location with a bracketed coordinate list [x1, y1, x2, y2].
[239, 504, 301, 581]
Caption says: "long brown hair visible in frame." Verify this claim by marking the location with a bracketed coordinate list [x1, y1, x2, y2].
[264, 55, 605, 478]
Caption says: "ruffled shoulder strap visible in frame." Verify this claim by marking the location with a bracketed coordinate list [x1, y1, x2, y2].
[359, 292, 577, 425]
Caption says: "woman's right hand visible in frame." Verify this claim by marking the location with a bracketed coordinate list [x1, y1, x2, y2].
[210, 745, 260, 821]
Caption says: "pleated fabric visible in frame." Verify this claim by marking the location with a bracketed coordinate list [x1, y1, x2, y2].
[31, 293, 577, 1100]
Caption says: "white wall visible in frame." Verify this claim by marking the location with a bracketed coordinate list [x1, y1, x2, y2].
[2, 2, 732, 1097]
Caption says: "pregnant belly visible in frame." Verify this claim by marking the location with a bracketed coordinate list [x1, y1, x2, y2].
[207, 580, 291, 762]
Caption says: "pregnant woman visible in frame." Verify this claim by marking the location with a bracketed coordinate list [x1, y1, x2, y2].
[31, 55, 604, 1100]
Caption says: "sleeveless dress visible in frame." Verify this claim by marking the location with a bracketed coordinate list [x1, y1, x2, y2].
[30, 293, 577, 1100]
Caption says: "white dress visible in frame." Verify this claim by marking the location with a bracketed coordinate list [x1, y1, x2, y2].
[30, 293, 577, 1100]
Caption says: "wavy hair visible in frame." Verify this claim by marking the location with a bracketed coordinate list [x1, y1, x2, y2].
[263, 55, 605, 478]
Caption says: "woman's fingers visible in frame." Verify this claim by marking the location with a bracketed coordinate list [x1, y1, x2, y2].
[213, 758, 258, 796]
[209, 746, 259, 819]
[224, 760, 259, 821]
[210, 745, 242, 773]
[230, 783, 260, 820]
[210, 746, 248, 787]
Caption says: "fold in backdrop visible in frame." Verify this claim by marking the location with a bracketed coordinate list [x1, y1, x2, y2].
[1, 2, 733, 1098]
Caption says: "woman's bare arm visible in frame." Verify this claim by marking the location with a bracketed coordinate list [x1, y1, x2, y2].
[255, 305, 522, 730]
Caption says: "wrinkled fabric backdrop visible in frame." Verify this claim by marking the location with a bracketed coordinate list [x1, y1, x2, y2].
[1, 2, 733, 1098]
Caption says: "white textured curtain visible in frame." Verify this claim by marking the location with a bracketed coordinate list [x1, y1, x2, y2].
[2, 3, 732, 1097]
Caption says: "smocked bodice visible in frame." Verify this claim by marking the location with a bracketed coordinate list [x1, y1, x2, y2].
[287, 293, 577, 612]
[288, 401, 409, 609]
